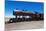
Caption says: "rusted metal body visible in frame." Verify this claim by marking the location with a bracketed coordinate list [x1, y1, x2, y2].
[13, 11, 33, 16]
[8, 10, 44, 23]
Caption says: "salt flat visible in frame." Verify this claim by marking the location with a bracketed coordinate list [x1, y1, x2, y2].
[5, 20, 44, 31]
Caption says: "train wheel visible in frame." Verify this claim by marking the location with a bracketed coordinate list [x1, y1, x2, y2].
[9, 19, 13, 23]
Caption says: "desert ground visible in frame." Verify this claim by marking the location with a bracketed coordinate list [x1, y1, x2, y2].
[5, 20, 44, 31]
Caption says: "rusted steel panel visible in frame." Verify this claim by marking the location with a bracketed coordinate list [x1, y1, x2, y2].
[13, 12, 33, 16]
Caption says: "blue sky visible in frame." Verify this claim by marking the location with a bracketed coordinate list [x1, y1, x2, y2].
[5, 1, 44, 17]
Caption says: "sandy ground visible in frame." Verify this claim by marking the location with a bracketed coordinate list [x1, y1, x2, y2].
[5, 20, 44, 31]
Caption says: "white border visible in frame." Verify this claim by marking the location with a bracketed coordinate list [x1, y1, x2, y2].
[44, 0, 46, 30]
[0, 0, 4, 31]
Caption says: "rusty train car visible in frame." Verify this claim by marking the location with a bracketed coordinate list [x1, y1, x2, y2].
[9, 10, 44, 23]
